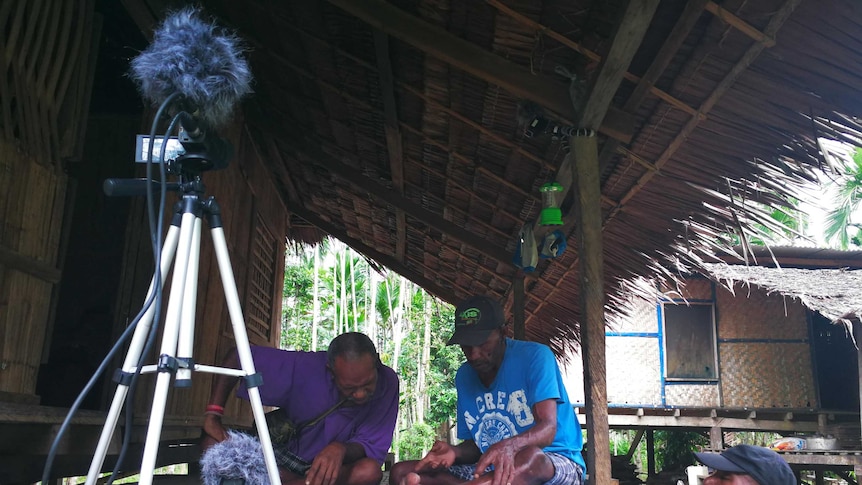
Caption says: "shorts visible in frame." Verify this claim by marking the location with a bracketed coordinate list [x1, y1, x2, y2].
[272, 444, 313, 476]
[447, 452, 584, 485]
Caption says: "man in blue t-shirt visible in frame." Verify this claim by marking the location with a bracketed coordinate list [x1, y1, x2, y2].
[390, 295, 585, 485]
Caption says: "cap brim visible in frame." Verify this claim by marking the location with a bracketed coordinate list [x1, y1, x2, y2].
[694, 452, 747, 473]
[446, 329, 493, 346]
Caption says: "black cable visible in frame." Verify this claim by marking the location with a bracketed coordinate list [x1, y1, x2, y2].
[40, 92, 180, 485]
[108, 108, 184, 484]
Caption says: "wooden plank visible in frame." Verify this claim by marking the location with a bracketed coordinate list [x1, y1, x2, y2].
[576, 413, 821, 433]
[705, 1, 776, 47]
[324, 0, 634, 144]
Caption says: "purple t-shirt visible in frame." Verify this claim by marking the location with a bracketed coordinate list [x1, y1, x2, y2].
[237, 346, 399, 464]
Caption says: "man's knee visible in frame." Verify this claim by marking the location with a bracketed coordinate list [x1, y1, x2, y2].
[515, 447, 554, 482]
[347, 457, 383, 485]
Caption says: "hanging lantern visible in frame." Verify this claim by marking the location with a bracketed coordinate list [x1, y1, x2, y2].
[539, 182, 564, 226]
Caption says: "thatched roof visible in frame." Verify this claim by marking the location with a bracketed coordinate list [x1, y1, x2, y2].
[113, 0, 862, 356]
[705, 263, 862, 326]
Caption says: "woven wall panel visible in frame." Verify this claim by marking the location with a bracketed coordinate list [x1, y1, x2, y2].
[610, 295, 659, 334]
[679, 278, 713, 300]
[720, 342, 816, 407]
[665, 383, 720, 407]
[716, 284, 808, 339]
[606, 337, 662, 405]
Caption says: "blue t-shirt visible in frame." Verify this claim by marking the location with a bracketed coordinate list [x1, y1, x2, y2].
[455, 338, 586, 471]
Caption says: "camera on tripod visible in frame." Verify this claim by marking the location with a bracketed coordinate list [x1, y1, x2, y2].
[135, 116, 232, 175]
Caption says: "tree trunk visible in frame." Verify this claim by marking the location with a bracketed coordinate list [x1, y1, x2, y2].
[368, 266, 378, 345]
[312, 244, 320, 351]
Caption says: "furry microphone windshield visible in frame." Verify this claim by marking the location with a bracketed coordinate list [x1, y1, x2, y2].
[130, 7, 252, 128]
[200, 431, 270, 485]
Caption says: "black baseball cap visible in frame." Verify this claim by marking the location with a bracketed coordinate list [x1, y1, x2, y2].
[695, 445, 795, 485]
[447, 295, 505, 346]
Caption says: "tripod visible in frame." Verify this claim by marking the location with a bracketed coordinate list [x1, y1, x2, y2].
[85, 176, 282, 485]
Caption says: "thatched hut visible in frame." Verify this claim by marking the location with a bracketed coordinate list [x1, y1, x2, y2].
[2, 0, 862, 482]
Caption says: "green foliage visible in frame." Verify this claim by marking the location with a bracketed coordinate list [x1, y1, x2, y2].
[395, 422, 436, 460]
[611, 430, 708, 476]
[824, 148, 862, 249]
[655, 430, 708, 471]
[280, 238, 461, 446]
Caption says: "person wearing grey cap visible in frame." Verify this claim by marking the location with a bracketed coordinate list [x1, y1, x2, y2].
[694, 444, 796, 484]
[390, 295, 585, 485]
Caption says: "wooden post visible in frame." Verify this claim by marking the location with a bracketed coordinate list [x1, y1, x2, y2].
[856, 322, 862, 449]
[710, 426, 724, 450]
[646, 428, 656, 479]
[513, 272, 525, 340]
[573, 132, 611, 483]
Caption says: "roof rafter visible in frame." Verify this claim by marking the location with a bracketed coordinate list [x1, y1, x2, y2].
[324, 0, 634, 144]
[373, 31, 407, 264]
[528, 0, 804, 325]
[485, 0, 700, 118]
[289, 142, 516, 268]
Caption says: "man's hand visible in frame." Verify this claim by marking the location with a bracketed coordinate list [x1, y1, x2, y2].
[473, 439, 519, 485]
[305, 442, 347, 485]
[415, 440, 457, 472]
[201, 414, 228, 449]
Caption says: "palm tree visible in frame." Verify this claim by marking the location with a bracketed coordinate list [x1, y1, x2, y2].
[824, 148, 862, 249]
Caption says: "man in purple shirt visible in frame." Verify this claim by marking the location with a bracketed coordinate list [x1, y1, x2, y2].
[203, 332, 399, 485]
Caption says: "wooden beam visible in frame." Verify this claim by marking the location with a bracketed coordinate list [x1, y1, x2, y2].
[324, 0, 634, 144]
[513, 273, 525, 340]
[0, 244, 62, 283]
[704, 1, 776, 47]
[293, 144, 515, 267]
[287, 203, 459, 304]
[373, 31, 407, 264]
[605, 0, 803, 224]
[575, 413, 823, 433]
[278, 21, 558, 172]
[485, 0, 698, 118]
[595, 0, 710, 202]
[856, 322, 862, 453]
[569, 3, 660, 483]
[625, 429, 646, 461]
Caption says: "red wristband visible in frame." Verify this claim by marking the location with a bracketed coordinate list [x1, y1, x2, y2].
[205, 404, 225, 416]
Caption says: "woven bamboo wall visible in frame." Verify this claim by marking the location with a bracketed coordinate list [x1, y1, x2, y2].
[716, 281, 808, 340]
[665, 383, 720, 406]
[0, 0, 99, 400]
[716, 282, 815, 407]
[584, 276, 817, 409]
[606, 337, 662, 405]
[0, 140, 66, 397]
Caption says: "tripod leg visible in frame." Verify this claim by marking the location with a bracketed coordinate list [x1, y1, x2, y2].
[85, 223, 181, 485]
[176, 216, 203, 387]
[208, 218, 282, 485]
[139, 209, 201, 485]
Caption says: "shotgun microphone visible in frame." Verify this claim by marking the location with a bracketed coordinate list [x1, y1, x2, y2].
[129, 6, 253, 129]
